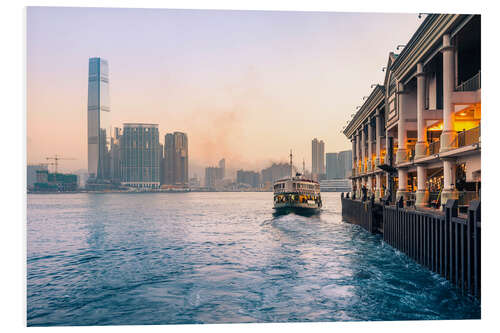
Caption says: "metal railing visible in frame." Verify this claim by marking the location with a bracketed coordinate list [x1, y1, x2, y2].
[458, 191, 480, 207]
[456, 71, 481, 92]
[457, 126, 480, 148]
[408, 144, 416, 161]
[429, 140, 440, 155]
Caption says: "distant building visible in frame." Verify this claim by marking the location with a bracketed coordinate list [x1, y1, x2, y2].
[189, 176, 200, 188]
[319, 179, 352, 192]
[120, 123, 161, 189]
[326, 150, 353, 179]
[312, 138, 325, 178]
[326, 153, 339, 179]
[110, 127, 122, 183]
[27, 164, 48, 189]
[236, 170, 260, 188]
[218, 158, 226, 179]
[338, 150, 353, 178]
[87, 57, 111, 181]
[261, 163, 291, 185]
[33, 170, 78, 192]
[163, 132, 188, 186]
[205, 166, 219, 189]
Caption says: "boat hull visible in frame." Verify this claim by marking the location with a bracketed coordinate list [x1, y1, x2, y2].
[273, 201, 321, 215]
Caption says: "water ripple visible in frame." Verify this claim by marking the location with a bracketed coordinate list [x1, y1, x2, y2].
[27, 192, 480, 326]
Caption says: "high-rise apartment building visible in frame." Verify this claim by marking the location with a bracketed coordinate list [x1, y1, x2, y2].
[325, 150, 353, 179]
[87, 57, 111, 181]
[205, 167, 219, 189]
[326, 153, 340, 179]
[311, 138, 325, 177]
[338, 150, 353, 178]
[163, 132, 189, 186]
[120, 123, 161, 188]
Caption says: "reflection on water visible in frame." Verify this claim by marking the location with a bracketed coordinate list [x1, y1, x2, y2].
[27, 192, 480, 326]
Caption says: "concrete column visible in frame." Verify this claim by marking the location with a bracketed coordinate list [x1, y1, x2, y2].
[351, 136, 357, 176]
[357, 178, 362, 199]
[375, 110, 382, 166]
[415, 62, 428, 159]
[396, 168, 409, 202]
[367, 119, 373, 172]
[415, 164, 429, 207]
[395, 81, 408, 164]
[357, 130, 362, 174]
[375, 173, 382, 200]
[440, 34, 457, 152]
[361, 126, 367, 173]
[366, 175, 371, 196]
[441, 158, 458, 206]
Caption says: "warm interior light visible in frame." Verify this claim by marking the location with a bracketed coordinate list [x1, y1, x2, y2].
[427, 121, 443, 131]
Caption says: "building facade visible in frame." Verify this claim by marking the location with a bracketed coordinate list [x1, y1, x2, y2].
[319, 179, 352, 192]
[163, 132, 189, 186]
[326, 153, 339, 179]
[344, 14, 480, 209]
[338, 150, 353, 178]
[87, 57, 111, 181]
[205, 166, 219, 189]
[120, 123, 161, 188]
[261, 162, 292, 188]
[27, 164, 48, 190]
[236, 170, 260, 188]
[326, 150, 353, 179]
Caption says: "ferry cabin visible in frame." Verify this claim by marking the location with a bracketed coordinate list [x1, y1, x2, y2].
[273, 178, 321, 205]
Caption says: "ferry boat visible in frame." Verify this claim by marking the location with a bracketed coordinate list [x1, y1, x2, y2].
[273, 151, 322, 213]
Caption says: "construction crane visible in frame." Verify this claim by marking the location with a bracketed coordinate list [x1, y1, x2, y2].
[45, 155, 76, 174]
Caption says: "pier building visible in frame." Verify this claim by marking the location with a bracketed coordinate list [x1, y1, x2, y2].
[344, 14, 480, 210]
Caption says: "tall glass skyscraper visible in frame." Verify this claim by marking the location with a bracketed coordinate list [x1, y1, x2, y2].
[87, 57, 110, 180]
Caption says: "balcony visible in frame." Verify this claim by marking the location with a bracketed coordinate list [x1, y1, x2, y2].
[429, 140, 440, 155]
[408, 144, 416, 161]
[456, 71, 481, 92]
[456, 126, 481, 147]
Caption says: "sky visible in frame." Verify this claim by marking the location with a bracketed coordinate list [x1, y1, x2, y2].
[27, 7, 423, 178]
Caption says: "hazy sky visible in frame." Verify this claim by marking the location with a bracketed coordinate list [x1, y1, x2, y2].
[27, 7, 422, 177]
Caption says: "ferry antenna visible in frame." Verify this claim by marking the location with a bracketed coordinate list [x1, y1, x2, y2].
[289, 149, 293, 178]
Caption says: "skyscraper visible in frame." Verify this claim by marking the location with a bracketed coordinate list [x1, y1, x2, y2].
[218, 158, 226, 179]
[311, 138, 325, 178]
[87, 57, 111, 180]
[163, 132, 188, 186]
[120, 123, 161, 188]
[319, 140, 325, 175]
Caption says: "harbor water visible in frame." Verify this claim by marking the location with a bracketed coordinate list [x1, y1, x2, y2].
[27, 192, 480, 326]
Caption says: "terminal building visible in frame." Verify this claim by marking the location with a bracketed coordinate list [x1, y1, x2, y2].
[343, 14, 480, 209]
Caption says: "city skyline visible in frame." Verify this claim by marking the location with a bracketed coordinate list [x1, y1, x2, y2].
[27, 7, 422, 175]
